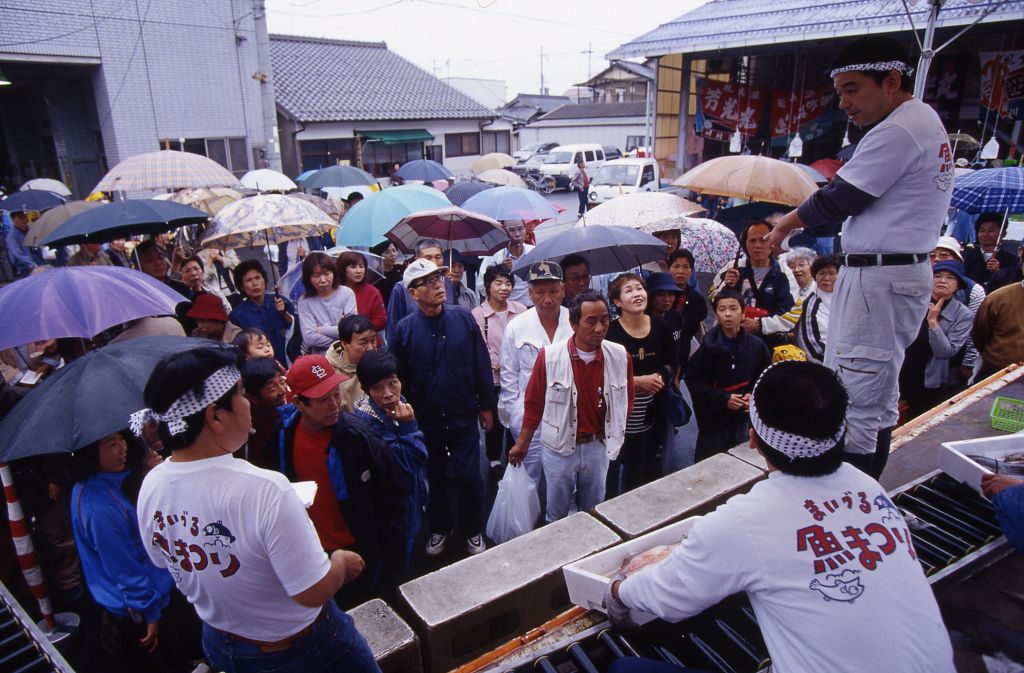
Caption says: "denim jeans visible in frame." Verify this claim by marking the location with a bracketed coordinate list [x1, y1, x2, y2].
[201, 601, 380, 673]
[423, 424, 484, 538]
[543, 439, 609, 522]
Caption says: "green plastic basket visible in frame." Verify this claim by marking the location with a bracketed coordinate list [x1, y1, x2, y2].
[990, 396, 1024, 433]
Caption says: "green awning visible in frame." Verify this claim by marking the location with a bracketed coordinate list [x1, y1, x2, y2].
[357, 129, 434, 144]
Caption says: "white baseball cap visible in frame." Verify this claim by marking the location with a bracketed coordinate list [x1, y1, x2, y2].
[934, 235, 963, 261]
[403, 258, 449, 287]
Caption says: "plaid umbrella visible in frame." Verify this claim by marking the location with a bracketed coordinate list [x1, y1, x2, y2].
[950, 167, 1024, 214]
[644, 215, 739, 273]
[386, 206, 507, 256]
[94, 149, 242, 192]
[200, 194, 337, 250]
[581, 192, 704, 229]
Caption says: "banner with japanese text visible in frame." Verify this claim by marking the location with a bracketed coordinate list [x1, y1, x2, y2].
[979, 50, 1024, 122]
[694, 78, 768, 142]
[923, 54, 970, 124]
[769, 85, 835, 141]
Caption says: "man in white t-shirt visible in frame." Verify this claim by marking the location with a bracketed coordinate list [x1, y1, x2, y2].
[769, 36, 955, 478]
[132, 346, 380, 673]
[604, 361, 955, 673]
[478, 221, 536, 307]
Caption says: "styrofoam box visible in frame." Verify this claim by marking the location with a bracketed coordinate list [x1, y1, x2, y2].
[562, 516, 698, 624]
[939, 433, 1024, 496]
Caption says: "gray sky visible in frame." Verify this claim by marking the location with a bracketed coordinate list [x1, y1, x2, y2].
[266, 0, 707, 101]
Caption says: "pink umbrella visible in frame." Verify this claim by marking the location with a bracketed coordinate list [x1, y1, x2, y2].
[386, 206, 507, 257]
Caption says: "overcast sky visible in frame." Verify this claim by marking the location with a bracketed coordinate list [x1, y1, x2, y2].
[266, 0, 708, 102]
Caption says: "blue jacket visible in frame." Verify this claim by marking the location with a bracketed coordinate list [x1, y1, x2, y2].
[7, 226, 43, 278]
[70, 471, 173, 622]
[385, 277, 458, 345]
[685, 325, 771, 418]
[993, 483, 1024, 553]
[388, 306, 495, 432]
[228, 294, 295, 365]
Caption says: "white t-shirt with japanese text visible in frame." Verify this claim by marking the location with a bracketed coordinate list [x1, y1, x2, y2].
[836, 97, 954, 254]
[137, 454, 330, 641]
[619, 463, 955, 673]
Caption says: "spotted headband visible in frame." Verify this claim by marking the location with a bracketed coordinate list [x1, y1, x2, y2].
[129, 365, 241, 437]
[748, 366, 846, 459]
[829, 60, 914, 79]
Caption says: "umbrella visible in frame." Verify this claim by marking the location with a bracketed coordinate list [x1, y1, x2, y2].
[948, 133, 980, 150]
[301, 164, 377, 189]
[476, 169, 527, 188]
[461, 185, 558, 224]
[447, 181, 493, 207]
[279, 248, 384, 303]
[0, 190, 66, 213]
[200, 194, 337, 251]
[0, 266, 187, 351]
[512, 225, 667, 279]
[24, 201, 101, 247]
[0, 336, 211, 461]
[41, 199, 209, 247]
[321, 185, 376, 202]
[643, 215, 739, 273]
[793, 163, 828, 184]
[581, 192, 704, 229]
[295, 169, 318, 183]
[472, 153, 515, 173]
[94, 149, 242, 192]
[167, 187, 243, 216]
[387, 206, 507, 257]
[810, 158, 842, 181]
[288, 192, 342, 221]
[335, 184, 450, 247]
[241, 168, 297, 192]
[20, 178, 71, 197]
[673, 155, 819, 207]
[396, 159, 454, 182]
[950, 167, 1024, 214]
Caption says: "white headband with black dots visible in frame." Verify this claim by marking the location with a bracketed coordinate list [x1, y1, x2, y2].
[830, 60, 913, 79]
[748, 365, 846, 459]
[129, 365, 241, 437]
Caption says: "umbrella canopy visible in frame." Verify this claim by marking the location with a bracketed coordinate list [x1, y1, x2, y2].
[241, 168, 298, 192]
[461, 185, 558, 224]
[950, 166, 1024, 214]
[446, 181, 493, 207]
[396, 159, 454, 182]
[793, 163, 828, 184]
[949, 132, 981, 150]
[321, 185, 376, 202]
[167, 187, 243, 216]
[476, 169, 526, 188]
[288, 191, 342, 221]
[0, 336, 212, 461]
[42, 199, 210, 247]
[810, 158, 842, 181]
[472, 153, 515, 173]
[673, 155, 819, 207]
[24, 201, 101, 247]
[335, 184, 450, 247]
[0, 266, 187, 350]
[94, 149, 242, 192]
[387, 206, 507, 257]
[301, 164, 377, 189]
[20, 178, 71, 197]
[0, 189, 66, 213]
[581, 192, 704, 229]
[200, 194, 337, 250]
[512, 225, 667, 279]
[295, 169, 318, 183]
[643, 215, 739, 273]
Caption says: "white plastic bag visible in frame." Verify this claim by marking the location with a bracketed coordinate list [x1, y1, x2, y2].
[485, 465, 541, 544]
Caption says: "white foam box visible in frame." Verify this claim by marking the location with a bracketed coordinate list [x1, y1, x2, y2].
[562, 516, 698, 625]
[939, 433, 1024, 496]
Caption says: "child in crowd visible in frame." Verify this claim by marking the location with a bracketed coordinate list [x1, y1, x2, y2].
[232, 327, 276, 360]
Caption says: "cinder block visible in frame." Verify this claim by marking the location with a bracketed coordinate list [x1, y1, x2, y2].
[349, 599, 422, 673]
[593, 453, 764, 538]
[727, 443, 769, 472]
[398, 513, 621, 673]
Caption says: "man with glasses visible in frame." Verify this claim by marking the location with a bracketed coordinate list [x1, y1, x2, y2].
[560, 254, 592, 309]
[389, 259, 494, 557]
[386, 238, 459, 344]
[478, 221, 535, 307]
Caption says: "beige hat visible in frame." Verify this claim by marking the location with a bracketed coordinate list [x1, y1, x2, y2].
[933, 235, 963, 261]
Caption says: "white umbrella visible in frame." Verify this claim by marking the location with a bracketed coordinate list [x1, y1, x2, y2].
[20, 178, 71, 197]
[476, 169, 526, 188]
[579, 192, 705, 229]
[240, 168, 298, 192]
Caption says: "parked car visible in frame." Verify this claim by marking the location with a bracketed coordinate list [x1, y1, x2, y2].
[513, 141, 559, 163]
[538, 143, 607, 189]
[602, 145, 623, 160]
[588, 157, 660, 205]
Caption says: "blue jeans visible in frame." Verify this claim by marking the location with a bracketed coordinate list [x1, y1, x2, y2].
[543, 439, 609, 522]
[201, 601, 380, 673]
[424, 424, 484, 538]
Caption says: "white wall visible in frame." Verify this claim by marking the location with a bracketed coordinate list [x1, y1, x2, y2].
[516, 119, 646, 151]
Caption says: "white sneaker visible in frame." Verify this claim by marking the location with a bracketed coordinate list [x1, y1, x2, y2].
[425, 532, 448, 557]
[466, 534, 486, 555]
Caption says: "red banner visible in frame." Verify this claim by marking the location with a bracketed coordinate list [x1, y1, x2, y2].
[696, 79, 768, 134]
[770, 85, 835, 138]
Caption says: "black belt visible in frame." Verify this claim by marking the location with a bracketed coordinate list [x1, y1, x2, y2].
[841, 253, 929, 268]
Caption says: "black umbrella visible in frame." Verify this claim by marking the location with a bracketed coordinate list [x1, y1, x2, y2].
[41, 199, 209, 247]
[446, 181, 493, 207]
[0, 189, 66, 213]
[512, 225, 667, 278]
[0, 336, 215, 461]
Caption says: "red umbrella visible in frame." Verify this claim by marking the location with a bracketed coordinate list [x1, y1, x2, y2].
[811, 158, 843, 181]
[386, 206, 508, 256]
[523, 203, 565, 245]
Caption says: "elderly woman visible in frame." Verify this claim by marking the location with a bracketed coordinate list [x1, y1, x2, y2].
[796, 254, 840, 364]
[759, 246, 817, 340]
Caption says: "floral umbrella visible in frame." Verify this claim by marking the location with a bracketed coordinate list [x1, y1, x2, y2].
[580, 192, 704, 229]
[643, 215, 739, 273]
[200, 194, 337, 251]
[167, 187, 243, 216]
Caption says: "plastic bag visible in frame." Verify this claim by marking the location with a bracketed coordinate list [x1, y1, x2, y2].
[485, 465, 541, 544]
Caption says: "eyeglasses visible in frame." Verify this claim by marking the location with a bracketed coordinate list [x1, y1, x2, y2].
[411, 274, 444, 289]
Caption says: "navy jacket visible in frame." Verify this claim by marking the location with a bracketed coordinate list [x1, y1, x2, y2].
[685, 325, 770, 419]
[727, 259, 795, 316]
[963, 245, 1017, 288]
[385, 277, 458, 345]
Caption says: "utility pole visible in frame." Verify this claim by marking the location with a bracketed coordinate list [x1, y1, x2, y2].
[253, 0, 282, 171]
[540, 46, 545, 95]
[583, 42, 593, 81]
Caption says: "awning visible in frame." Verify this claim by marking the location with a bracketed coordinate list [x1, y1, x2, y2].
[357, 129, 434, 144]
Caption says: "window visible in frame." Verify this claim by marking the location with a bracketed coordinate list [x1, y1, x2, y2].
[481, 130, 511, 155]
[573, 152, 583, 164]
[625, 135, 645, 152]
[177, 137, 250, 176]
[360, 140, 423, 177]
[641, 165, 655, 186]
[299, 138, 357, 173]
[445, 132, 480, 158]
[425, 145, 443, 162]
[584, 150, 595, 162]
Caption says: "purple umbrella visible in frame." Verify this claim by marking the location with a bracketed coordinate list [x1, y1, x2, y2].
[0, 266, 188, 350]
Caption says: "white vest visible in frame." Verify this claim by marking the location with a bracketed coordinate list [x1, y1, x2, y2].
[539, 337, 630, 460]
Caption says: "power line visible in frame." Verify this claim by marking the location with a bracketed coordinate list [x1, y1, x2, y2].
[416, 0, 637, 37]
[271, 0, 407, 18]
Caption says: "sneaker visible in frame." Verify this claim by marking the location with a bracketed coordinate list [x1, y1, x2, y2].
[466, 534, 486, 555]
[425, 532, 448, 557]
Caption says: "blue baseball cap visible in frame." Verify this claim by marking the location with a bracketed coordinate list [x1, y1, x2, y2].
[645, 272, 684, 294]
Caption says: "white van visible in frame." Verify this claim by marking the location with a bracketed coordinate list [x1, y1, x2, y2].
[537, 143, 606, 189]
[588, 158, 660, 205]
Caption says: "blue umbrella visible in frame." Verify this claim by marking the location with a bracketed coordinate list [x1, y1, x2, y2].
[396, 159, 454, 182]
[446, 181, 493, 207]
[462, 185, 558, 223]
[512, 224, 667, 279]
[951, 166, 1024, 214]
[41, 198, 209, 246]
[301, 164, 377, 189]
[295, 169, 318, 183]
[0, 189, 66, 213]
[0, 336, 213, 460]
[0, 266, 188, 350]
[336, 184, 450, 247]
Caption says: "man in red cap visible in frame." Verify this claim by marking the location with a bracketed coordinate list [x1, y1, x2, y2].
[185, 294, 241, 343]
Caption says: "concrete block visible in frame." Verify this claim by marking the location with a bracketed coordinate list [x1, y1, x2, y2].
[593, 453, 764, 538]
[398, 513, 621, 673]
[728, 443, 769, 472]
[349, 599, 421, 673]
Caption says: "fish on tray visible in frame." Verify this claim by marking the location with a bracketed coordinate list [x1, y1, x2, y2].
[610, 542, 682, 578]
[966, 453, 1024, 476]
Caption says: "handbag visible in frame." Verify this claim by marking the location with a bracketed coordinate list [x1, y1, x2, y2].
[668, 383, 691, 428]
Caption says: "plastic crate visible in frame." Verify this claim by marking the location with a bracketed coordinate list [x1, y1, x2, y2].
[990, 396, 1024, 432]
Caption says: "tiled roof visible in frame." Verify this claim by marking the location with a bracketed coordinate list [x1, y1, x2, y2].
[506, 94, 573, 111]
[609, 0, 1024, 59]
[270, 34, 496, 122]
[538, 102, 646, 121]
